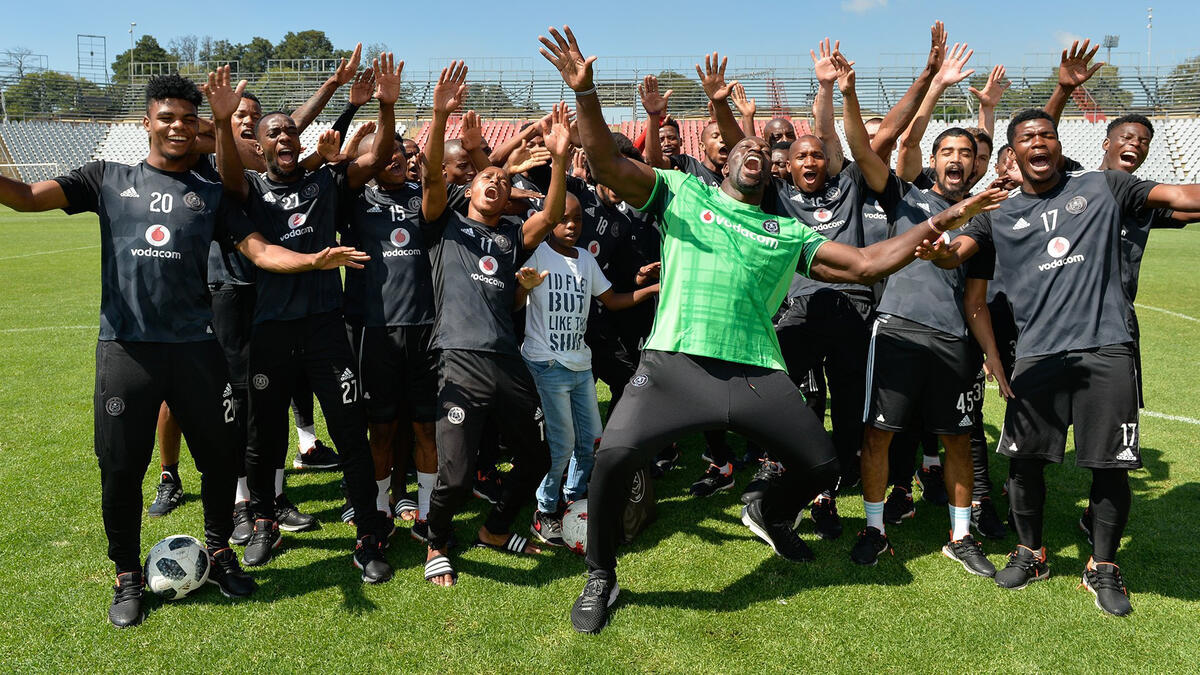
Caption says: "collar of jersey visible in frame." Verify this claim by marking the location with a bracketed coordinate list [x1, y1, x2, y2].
[709, 181, 770, 215]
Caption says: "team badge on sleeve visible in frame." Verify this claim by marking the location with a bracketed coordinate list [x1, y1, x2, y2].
[301, 184, 320, 199]
[763, 219, 780, 234]
[183, 192, 204, 211]
[105, 397, 125, 416]
[252, 374, 270, 390]
[1065, 196, 1087, 214]
[447, 406, 466, 424]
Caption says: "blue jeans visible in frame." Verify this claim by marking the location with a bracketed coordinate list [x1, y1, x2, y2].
[524, 358, 601, 513]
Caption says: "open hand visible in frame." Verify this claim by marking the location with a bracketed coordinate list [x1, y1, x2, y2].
[433, 61, 468, 116]
[349, 67, 375, 106]
[934, 42, 975, 88]
[313, 245, 370, 270]
[696, 52, 737, 102]
[925, 21, 946, 72]
[811, 38, 841, 86]
[204, 65, 248, 122]
[969, 64, 1009, 108]
[730, 82, 755, 118]
[460, 110, 483, 152]
[333, 43, 363, 86]
[373, 53, 404, 106]
[1059, 39, 1103, 89]
[516, 267, 549, 289]
[539, 25, 596, 93]
[542, 101, 572, 161]
[639, 74, 672, 116]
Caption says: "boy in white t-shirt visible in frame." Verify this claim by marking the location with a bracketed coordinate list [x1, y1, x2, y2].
[519, 193, 658, 546]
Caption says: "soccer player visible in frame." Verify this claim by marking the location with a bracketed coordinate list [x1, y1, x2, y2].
[206, 56, 403, 583]
[0, 73, 375, 626]
[419, 63, 570, 587]
[918, 108, 1200, 616]
[540, 25, 1006, 634]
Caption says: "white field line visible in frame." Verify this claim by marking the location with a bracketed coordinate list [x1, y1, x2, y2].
[0, 245, 99, 261]
[984, 384, 1198, 426]
[1135, 303, 1200, 324]
[0, 324, 95, 334]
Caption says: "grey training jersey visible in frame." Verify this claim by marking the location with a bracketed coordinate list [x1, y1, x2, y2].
[54, 161, 250, 343]
[670, 153, 722, 188]
[961, 170, 1156, 359]
[198, 156, 254, 286]
[241, 164, 350, 324]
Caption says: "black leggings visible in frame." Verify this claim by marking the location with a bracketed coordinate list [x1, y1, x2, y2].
[1007, 458, 1130, 562]
[586, 351, 840, 576]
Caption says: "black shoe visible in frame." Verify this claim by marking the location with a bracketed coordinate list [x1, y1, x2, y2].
[242, 519, 281, 567]
[207, 547, 257, 597]
[651, 444, 681, 478]
[231, 501, 254, 546]
[883, 486, 916, 524]
[293, 440, 340, 470]
[147, 477, 182, 517]
[942, 534, 996, 577]
[571, 573, 620, 634]
[472, 468, 503, 504]
[741, 499, 815, 562]
[108, 571, 144, 628]
[353, 535, 393, 584]
[410, 519, 458, 549]
[1081, 558, 1132, 616]
[740, 444, 765, 466]
[850, 527, 893, 566]
[971, 497, 1007, 540]
[690, 463, 735, 497]
[809, 497, 843, 540]
[740, 459, 783, 505]
[994, 545, 1050, 589]
[275, 494, 318, 532]
[531, 510, 566, 547]
[915, 465, 948, 505]
[1078, 506, 1094, 546]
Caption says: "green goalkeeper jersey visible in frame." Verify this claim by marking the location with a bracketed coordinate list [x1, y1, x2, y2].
[638, 169, 828, 371]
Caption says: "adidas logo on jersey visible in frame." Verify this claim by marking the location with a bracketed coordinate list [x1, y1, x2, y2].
[223, 383, 233, 398]
[262, 192, 277, 204]
[1115, 448, 1138, 462]
[339, 368, 355, 382]
[367, 205, 383, 213]
[584, 207, 595, 216]
[1013, 217, 1032, 230]
[119, 187, 139, 198]
[461, 227, 475, 236]
[959, 414, 973, 427]
[1008, 441, 1018, 452]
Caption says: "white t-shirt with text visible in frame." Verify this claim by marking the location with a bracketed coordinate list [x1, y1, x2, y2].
[520, 241, 612, 371]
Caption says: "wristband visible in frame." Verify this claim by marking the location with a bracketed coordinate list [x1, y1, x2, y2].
[574, 85, 597, 97]
[927, 221, 949, 240]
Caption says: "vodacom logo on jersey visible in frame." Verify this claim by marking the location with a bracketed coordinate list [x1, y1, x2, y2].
[145, 224, 171, 247]
[288, 213, 307, 229]
[587, 241, 601, 256]
[700, 210, 716, 224]
[390, 227, 410, 247]
[478, 255, 498, 276]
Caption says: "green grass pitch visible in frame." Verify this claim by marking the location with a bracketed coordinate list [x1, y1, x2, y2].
[0, 207, 1197, 672]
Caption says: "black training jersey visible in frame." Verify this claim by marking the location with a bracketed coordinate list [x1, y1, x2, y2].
[1120, 205, 1182, 306]
[342, 182, 435, 328]
[961, 170, 1156, 359]
[670, 154, 722, 188]
[241, 164, 350, 324]
[420, 207, 530, 355]
[875, 184, 991, 338]
[54, 160, 251, 343]
[766, 163, 904, 298]
[195, 156, 254, 286]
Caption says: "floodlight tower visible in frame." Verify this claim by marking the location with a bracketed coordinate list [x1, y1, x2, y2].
[129, 22, 136, 80]
[1103, 35, 1119, 65]
[1146, 8, 1153, 67]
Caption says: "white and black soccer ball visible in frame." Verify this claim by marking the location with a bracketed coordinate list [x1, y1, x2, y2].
[144, 535, 210, 600]
[561, 499, 588, 555]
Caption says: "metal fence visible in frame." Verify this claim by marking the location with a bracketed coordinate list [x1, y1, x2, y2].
[3, 58, 1200, 124]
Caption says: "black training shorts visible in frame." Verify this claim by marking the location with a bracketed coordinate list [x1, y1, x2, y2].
[351, 323, 438, 424]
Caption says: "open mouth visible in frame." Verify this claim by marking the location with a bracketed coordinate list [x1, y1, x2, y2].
[741, 154, 763, 178]
[1119, 151, 1139, 166]
[276, 148, 296, 167]
[483, 185, 500, 200]
[944, 164, 964, 184]
[239, 128, 256, 140]
[801, 168, 819, 184]
[1028, 153, 1051, 172]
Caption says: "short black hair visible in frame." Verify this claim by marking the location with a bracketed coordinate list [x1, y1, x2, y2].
[1006, 108, 1056, 145]
[967, 128, 993, 153]
[1107, 114, 1154, 139]
[932, 127, 978, 155]
[254, 110, 291, 137]
[240, 92, 261, 104]
[995, 143, 1010, 158]
[145, 74, 202, 109]
[612, 132, 643, 162]
[660, 118, 680, 132]
[771, 141, 792, 153]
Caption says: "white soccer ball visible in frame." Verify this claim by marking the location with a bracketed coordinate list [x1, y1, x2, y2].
[144, 535, 210, 600]
[561, 499, 588, 555]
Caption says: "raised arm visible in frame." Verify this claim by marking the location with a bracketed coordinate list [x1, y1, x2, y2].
[290, 43, 362, 132]
[348, 53, 401, 189]
[521, 102, 572, 250]
[421, 61, 468, 224]
[837, 53, 890, 193]
[1044, 39, 1102, 124]
[808, 188, 1005, 284]
[964, 277, 1013, 398]
[969, 64, 1009, 140]
[897, 40, 974, 182]
[236, 232, 369, 272]
[598, 283, 659, 311]
[540, 25, 656, 207]
[870, 21, 944, 161]
[811, 38, 845, 175]
[488, 111, 550, 167]
[697, 52, 745, 146]
[1146, 183, 1200, 212]
[458, 110, 494, 173]
[638, 75, 673, 170]
[730, 83, 757, 140]
[0, 175, 68, 212]
[205, 65, 250, 201]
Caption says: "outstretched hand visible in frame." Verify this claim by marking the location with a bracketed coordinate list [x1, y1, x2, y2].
[969, 64, 1009, 108]
[459, 110, 483, 152]
[315, 129, 344, 163]
[349, 67, 376, 106]
[730, 82, 755, 117]
[1059, 39, 1103, 89]
[934, 41, 975, 88]
[811, 38, 842, 86]
[834, 51, 857, 95]
[516, 267, 549, 289]
[639, 74, 672, 116]
[539, 25, 597, 93]
[951, 187, 1007, 225]
[313, 246, 370, 270]
[432, 61, 468, 116]
[696, 52, 737, 102]
[542, 101, 572, 161]
[373, 53, 404, 105]
[333, 43, 364, 86]
[204, 65, 248, 122]
[925, 21, 946, 72]
[505, 144, 552, 175]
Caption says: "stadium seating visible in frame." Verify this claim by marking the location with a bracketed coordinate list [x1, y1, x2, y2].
[0, 121, 107, 182]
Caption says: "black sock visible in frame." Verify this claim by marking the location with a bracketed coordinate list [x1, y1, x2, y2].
[161, 463, 180, 484]
[1007, 458, 1047, 550]
[1089, 468, 1131, 563]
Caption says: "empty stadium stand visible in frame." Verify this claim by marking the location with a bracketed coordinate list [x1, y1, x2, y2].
[0, 121, 107, 182]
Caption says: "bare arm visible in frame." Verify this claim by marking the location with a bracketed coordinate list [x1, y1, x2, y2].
[1044, 39, 1102, 123]
[811, 38, 845, 175]
[347, 54, 400, 189]
[540, 26, 657, 208]
[522, 102, 572, 250]
[897, 40, 974, 182]
[838, 55, 890, 193]
[205, 65, 250, 201]
[871, 22, 944, 161]
[809, 188, 1005, 284]
[488, 111, 550, 167]
[1146, 183, 1200, 212]
[290, 43, 362, 132]
[458, 110, 493, 173]
[420, 61, 468, 224]
[638, 75, 672, 170]
[730, 83, 756, 139]
[236, 232, 369, 272]
[0, 176, 69, 211]
[970, 64, 1008, 140]
[964, 277, 1013, 397]
[697, 52, 745, 146]
[598, 283, 659, 311]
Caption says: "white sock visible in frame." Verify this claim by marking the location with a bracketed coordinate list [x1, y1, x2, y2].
[274, 468, 284, 497]
[950, 504, 971, 540]
[922, 454, 941, 469]
[376, 478, 390, 515]
[235, 476, 250, 503]
[864, 499, 885, 534]
[417, 472, 436, 521]
[297, 425, 317, 452]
